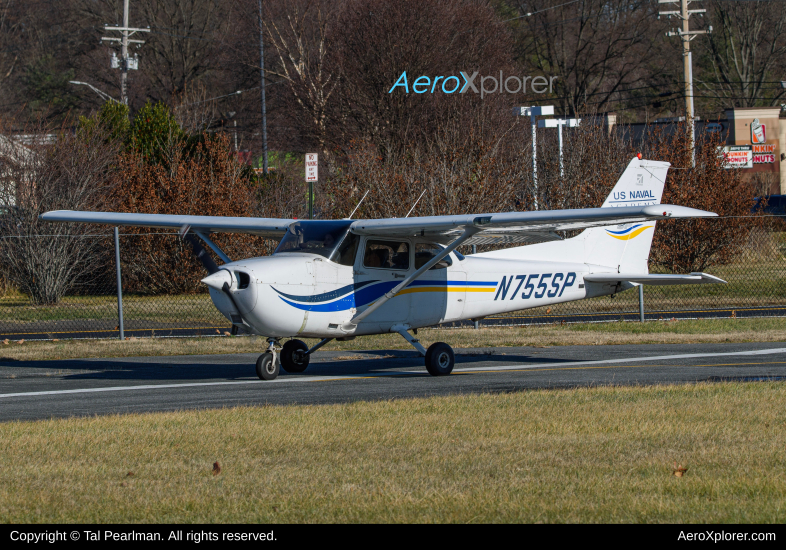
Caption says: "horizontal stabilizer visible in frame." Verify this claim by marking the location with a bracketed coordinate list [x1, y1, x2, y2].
[583, 272, 726, 286]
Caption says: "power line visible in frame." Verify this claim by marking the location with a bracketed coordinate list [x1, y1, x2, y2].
[503, 0, 582, 22]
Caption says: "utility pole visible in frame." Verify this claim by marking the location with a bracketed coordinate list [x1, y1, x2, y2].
[258, 0, 269, 175]
[102, 0, 149, 105]
[659, 0, 711, 165]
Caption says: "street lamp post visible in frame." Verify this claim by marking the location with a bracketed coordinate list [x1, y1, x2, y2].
[514, 106, 554, 210]
[537, 118, 581, 178]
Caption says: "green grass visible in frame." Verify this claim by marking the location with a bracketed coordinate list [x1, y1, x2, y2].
[567, 317, 785, 335]
[0, 293, 225, 325]
[1, 383, 784, 523]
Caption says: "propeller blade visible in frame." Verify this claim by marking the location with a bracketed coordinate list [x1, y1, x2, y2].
[183, 233, 219, 274]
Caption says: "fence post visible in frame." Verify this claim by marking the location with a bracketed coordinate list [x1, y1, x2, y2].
[472, 244, 479, 330]
[114, 227, 125, 340]
[638, 284, 645, 322]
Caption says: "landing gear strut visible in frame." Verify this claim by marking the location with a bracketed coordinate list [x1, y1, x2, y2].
[256, 338, 281, 380]
[393, 324, 455, 376]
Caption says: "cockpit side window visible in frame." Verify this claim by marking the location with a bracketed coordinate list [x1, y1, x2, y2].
[363, 240, 410, 270]
[332, 231, 360, 266]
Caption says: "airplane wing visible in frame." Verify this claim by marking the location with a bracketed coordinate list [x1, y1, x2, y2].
[39, 211, 293, 238]
[41, 203, 716, 245]
[349, 204, 716, 246]
[583, 273, 726, 285]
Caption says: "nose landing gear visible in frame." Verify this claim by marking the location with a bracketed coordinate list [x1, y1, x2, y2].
[256, 338, 281, 380]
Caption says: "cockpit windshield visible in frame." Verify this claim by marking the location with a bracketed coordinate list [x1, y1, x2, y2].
[274, 220, 354, 259]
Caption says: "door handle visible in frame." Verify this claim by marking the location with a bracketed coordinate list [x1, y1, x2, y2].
[354, 270, 366, 275]
[393, 273, 406, 278]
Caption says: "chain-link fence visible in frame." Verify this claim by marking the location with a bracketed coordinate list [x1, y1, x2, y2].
[1, 220, 785, 340]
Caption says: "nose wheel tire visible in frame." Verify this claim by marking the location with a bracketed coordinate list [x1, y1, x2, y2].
[425, 342, 454, 376]
[281, 339, 310, 373]
[256, 352, 280, 380]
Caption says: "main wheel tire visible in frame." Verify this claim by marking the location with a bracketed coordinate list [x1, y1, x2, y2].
[280, 339, 310, 373]
[256, 352, 280, 380]
[425, 342, 454, 376]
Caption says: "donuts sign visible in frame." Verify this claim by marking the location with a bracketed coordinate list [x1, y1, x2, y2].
[748, 118, 777, 164]
[751, 118, 766, 144]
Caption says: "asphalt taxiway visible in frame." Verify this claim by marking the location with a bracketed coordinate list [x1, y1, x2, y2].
[1, 341, 785, 421]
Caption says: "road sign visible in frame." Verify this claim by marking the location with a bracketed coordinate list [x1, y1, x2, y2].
[720, 145, 752, 169]
[306, 153, 318, 182]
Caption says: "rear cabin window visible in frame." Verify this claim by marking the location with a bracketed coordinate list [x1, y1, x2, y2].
[363, 240, 410, 270]
[415, 243, 453, 270]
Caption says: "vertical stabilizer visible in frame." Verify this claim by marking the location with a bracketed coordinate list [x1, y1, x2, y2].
[583, 157, 671, 272]
[474, 156, 672, 271]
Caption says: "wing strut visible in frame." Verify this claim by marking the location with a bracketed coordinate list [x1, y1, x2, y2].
[343, 226, 479, 331]
[194, 230, 231, 264]
[178, 224, 232, 265]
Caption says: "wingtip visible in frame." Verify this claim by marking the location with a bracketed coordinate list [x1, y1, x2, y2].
[644, 204, 719, 218]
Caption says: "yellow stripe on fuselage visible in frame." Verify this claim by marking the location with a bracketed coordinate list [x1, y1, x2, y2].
[606, 225, 653, 241]
[397, 287, 497, 295]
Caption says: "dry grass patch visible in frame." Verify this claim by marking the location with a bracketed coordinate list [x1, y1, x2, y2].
[1, 318, 785, 362]
[0, 383, 784, 523]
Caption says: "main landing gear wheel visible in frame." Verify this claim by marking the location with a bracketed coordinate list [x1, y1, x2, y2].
[425, 342, 454, 376]
[280, 339, 310, 373]
[256, 352, 280, 380]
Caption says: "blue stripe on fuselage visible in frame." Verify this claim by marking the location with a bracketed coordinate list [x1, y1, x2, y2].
[272, 280, 377, 303]
[275, 279, 498, 312]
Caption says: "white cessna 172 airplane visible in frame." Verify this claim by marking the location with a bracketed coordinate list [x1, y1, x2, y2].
[42, 156, 724, 380]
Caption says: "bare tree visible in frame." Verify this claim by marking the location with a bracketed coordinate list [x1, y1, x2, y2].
[172, 82, 219, 135]
[643, 124, 762, 272]
[698, 0, 786, 109]
[535, 115, 634, 211]
[0, 118, 121, 304]
[510, 0, 663, 117]
[0, 0, 22, 103]
[333, 0, 514, 157]
[138, 0, 231, 102]
[322, 115, 525, 224]
[0, 1, 81, 121]
[263, 0, 340, 161]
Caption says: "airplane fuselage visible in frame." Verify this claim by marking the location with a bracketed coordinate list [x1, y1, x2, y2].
[210, 244, 625, 339]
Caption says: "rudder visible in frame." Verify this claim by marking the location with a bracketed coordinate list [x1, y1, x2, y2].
[582, 157, 670, 272]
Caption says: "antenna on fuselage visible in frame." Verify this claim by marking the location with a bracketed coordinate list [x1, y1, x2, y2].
[405, 189, 427, 218]
[347, 190, 370, 219]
